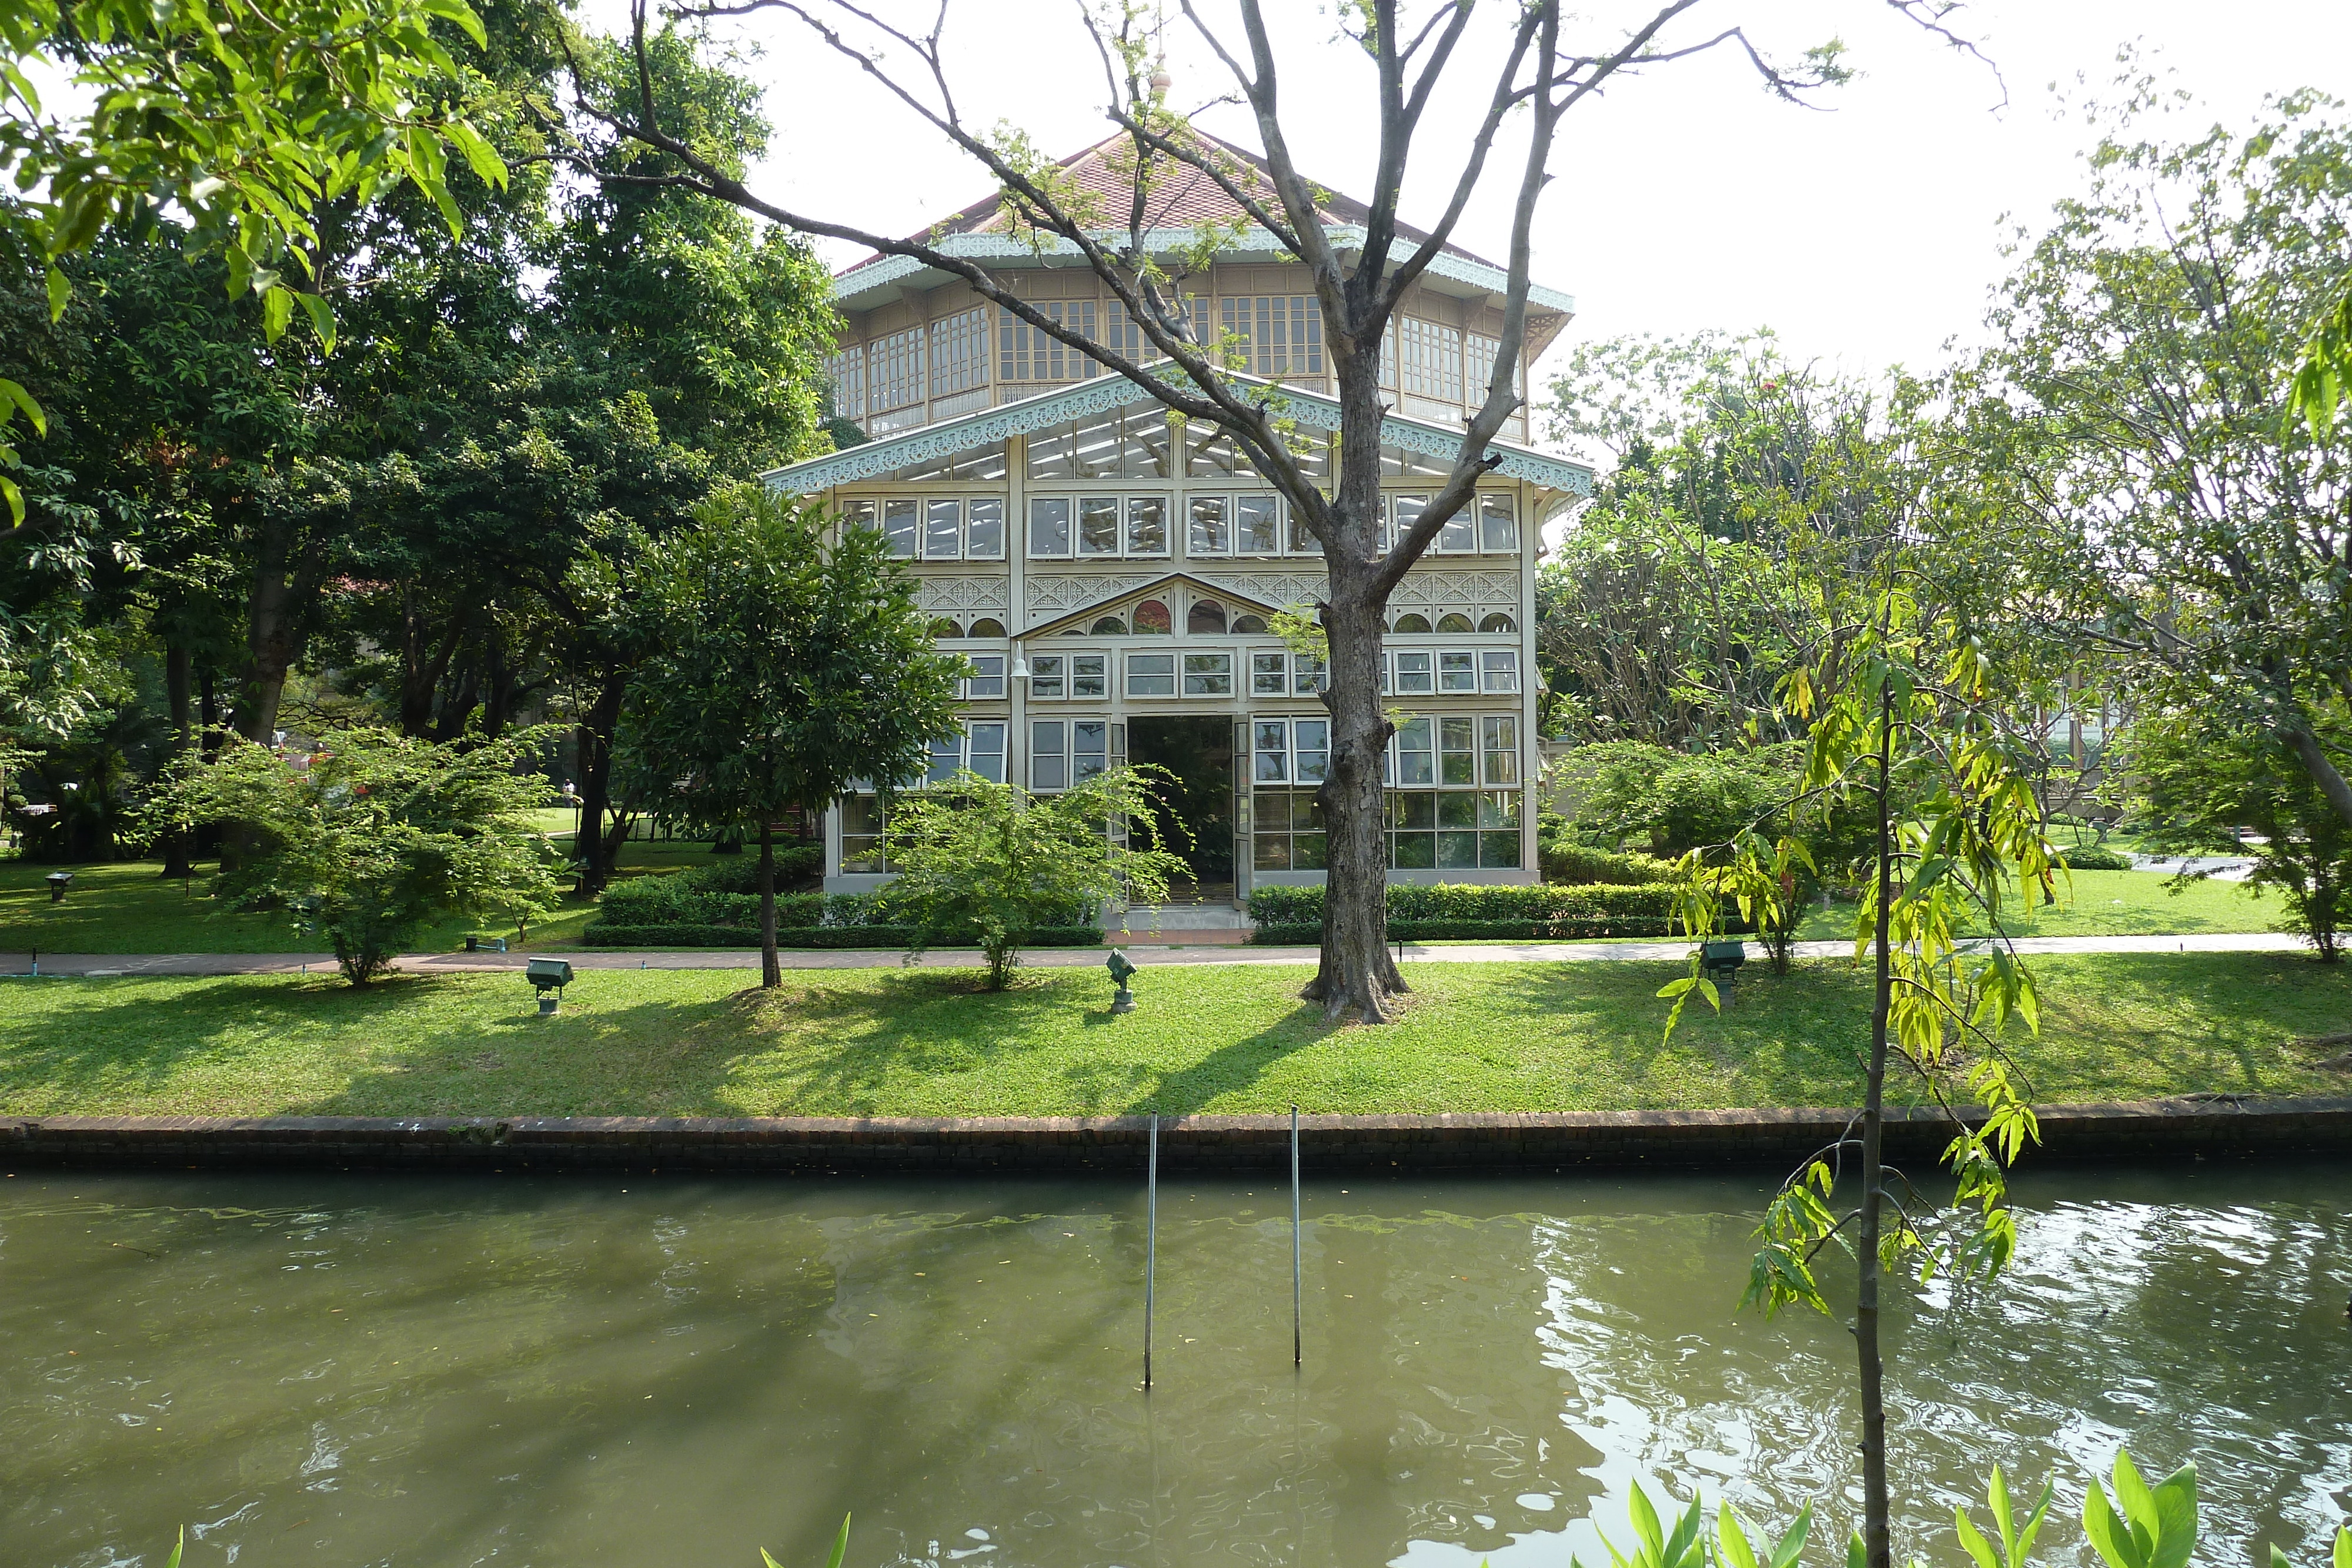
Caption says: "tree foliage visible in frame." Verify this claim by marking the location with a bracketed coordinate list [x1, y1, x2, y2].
[613, 487, 963, 987]
[880, 768, 1193, 992]
[146, 725, 562, 983]
[2132, 706, 2352, 961]
[1970, 83, 2352, 829]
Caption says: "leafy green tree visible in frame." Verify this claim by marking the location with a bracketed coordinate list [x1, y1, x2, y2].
[2131, 707, 2352, 961]
[1663, 402, 2062, 1568]
[0, 0, 514, 521]
[880, 768, 1192, 992]
[147, 725, 563, 984]
[613, 487, 962, 988]
[1973, 85, 2352, 828]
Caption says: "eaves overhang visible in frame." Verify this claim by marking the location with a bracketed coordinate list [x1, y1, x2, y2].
[831, 225, 1576, 317]
[764, 370, 1594, 496]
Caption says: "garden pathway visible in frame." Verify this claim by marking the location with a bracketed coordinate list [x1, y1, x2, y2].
[0, 930, 2308, 978]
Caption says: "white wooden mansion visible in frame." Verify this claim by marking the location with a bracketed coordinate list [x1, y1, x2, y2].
[766, 138, 1591, 908]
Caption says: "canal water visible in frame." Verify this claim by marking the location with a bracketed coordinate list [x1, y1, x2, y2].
[2, 1165, 2346, 1568]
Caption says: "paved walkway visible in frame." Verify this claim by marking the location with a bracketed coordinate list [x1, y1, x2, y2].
[0, 930, 2307, 978]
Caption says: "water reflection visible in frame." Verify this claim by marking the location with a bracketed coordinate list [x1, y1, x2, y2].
[0, 1167, 2344, 1568]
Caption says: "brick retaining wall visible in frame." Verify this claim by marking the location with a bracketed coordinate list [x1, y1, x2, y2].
[4, 1098, 2347, 1174]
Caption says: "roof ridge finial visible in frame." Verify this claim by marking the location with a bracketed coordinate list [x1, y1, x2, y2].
[1149, 58, 1172, 98]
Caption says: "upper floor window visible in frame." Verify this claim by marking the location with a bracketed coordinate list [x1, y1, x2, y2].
[871, 326, 924, 412]
[929, 309, 989, 397]
[1221, 295, 1324, 377]
[1028, 496, 1171, 559]
[1397, 317, 1463, 402]
[1465, 332, 1522, 400]
[1187, 493, 1284, 556]
[1000, 301, 1098, 382]
[824, 349, 866, 420]
[1387, 492, 1517, 554]
[877, 497, 1003, 561]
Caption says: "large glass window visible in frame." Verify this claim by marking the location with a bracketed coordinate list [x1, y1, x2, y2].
[1479, 492, 1517, 552]
[1481, 650, 1520, 694]
[878, 500, 918, 559]
[1397, 316, 1464, 402]
[967, 499, 1004, 559]
[1221, 295, 1325, 377]
[998, 301, 1097, 382]
[1481, 716, 1519, 786]
[967, 721, 1007, 782]
[1253, 719, 1289, 783]
[930, 309, 988, 397]
[1382, 713, 1521, 871]
[963, 655, 1006, 701]
[871, 326, 925, 412]
[1072, 653, 1108, 699]
[1439, 716, 1476, 783]
[1394, 650, 1434, 695]
[1182, 653, 1233, 696]
[1029, 654, 1065, 700]
[1237, 494, 1281, 554]
[840, 793, 889, 872]
[1125, 653, 1175, 696]
[924, 499, 961, 560]
[1439, 499, 1476, 553]
[1438, 651, 1478, 694]
[1078, 496, 1120, 556]
[824, 348, 866, 422]
[1251, 651, 1288, 697]
[1395, 717, 1434, 784]
[1031, 720, 1117, 790]
[1126, 496, 1169, 556]
[1032, 720, 1067, 790]
[1029, 497, 1072, 556]
[1252, 790, 1325, 870]
[1188, 494, 1229, 554]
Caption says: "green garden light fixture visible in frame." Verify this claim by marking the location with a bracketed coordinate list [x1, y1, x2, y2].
[526, 957, 573, 1016]
[1105, 948, 1137, 1014]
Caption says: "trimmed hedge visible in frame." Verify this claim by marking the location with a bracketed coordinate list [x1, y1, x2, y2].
[1537, 841, 1678, 887]
[1244, 881, 1746, 942]
[2059, 845, 2134, 872]
[582, 924, 1104, 950]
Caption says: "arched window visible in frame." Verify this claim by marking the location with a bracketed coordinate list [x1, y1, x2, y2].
[1393, 612, 1432, 634]
[1231, 613, 1268, 635]
[967, 617, 1007, 638]
[1188, 598, 1229, 634]
[1435, 612, 1475, 634]
[929, 617, 965, 638]
[1478, 613, 1516, 634]
[1132, 599, 1173, 635]
[1091, 614, 1128, 636]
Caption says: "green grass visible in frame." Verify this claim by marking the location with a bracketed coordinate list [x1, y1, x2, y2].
[0, 840, 716, 954]
[2, 954, 2344, 1120]
[1796, 868, 2281, 941]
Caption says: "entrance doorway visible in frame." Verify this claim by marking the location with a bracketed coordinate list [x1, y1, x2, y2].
[1125, 715, 1235, 905]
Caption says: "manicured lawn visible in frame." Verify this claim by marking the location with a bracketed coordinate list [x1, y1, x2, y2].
[0, 841, 716, 954]
[2, 954, 2343, 1120]
[1796, 868, 2280, 941]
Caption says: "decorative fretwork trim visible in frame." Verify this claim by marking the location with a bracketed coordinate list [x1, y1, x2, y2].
[766, 367, 1592, 494]
[915, 575, 1010, 613]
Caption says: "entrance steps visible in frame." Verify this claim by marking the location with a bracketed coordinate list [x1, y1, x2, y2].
[1120, 902, 1250, 930]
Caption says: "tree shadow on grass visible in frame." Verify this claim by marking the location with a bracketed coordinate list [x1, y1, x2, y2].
[0, 972, 471, 1112]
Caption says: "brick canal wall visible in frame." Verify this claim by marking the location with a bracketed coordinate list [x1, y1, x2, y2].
[5, 1099, 2348, 1174]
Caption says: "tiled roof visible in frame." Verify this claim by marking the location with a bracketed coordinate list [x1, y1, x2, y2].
[839, 130, 1501, 278]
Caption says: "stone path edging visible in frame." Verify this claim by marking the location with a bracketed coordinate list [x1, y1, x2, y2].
[6, 1098, 2347, 1175]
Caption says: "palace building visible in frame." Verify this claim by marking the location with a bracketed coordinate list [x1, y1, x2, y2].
[765, 136, 1591, 912]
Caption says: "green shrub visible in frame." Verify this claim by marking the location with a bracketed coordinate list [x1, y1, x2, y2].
[694, 844, 823, 892]
[595, 872, 824, 930]
[582, 922, 1102, 950]
[1244, 881, 1742, 940]
[1539, 840, 1678, 885]
[2058, 845, 2133, 872]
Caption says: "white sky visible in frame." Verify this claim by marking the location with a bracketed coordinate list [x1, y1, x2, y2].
[640, 0, 2352, 411]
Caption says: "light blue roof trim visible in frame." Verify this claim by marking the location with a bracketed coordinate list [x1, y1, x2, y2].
[766, 372, 1592, 495]
[832, 225, 1575, 316]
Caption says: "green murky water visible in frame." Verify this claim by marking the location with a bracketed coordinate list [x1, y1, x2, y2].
[2, 1165, 2346, 1568]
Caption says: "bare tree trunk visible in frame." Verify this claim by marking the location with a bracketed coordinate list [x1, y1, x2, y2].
[399, 591, 466, 738]
[1857, 681, 1895, 1568]
[573, 670, 628, 893]
[160, 640, 195, 880]
[1305, 567, 1405, 1021]
[233, 520, 317, 747]
[758, 817, 780, 989]
[2280, 723, 2352, 828]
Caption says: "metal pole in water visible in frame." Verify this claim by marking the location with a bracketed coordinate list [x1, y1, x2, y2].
[1290, 1102, 1302, 1368]
[1144, 1111, 1158, 1390]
